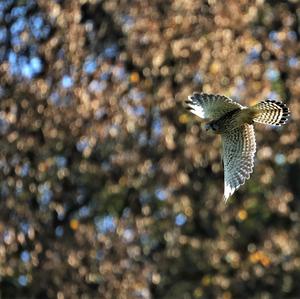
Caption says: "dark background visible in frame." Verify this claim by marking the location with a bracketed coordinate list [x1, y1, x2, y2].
[0, 0, 299, 298]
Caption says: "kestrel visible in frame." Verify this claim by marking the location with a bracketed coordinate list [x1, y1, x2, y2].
[185, 93, 290, 201]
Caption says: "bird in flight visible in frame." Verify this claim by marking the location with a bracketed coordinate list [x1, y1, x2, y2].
[185, 93, 290, 201]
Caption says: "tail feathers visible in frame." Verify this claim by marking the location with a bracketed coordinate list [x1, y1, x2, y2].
[251, 99, 290, 126]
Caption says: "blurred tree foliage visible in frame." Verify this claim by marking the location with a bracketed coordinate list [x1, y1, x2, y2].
[0, 0, 300, 298]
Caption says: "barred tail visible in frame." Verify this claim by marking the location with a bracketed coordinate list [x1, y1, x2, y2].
[251, 99, 290, 126]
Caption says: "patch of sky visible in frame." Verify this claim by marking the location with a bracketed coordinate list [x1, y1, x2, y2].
[30, 14, 43, 29]
[0, 112, 9, 134]
[267, 91, 280, 100]
[138, 132, 147, 146]
[94, 108, 106, 120]
[0, 27, 7, 42]
[76, 136, 89, 152]
[148, 164, 156, 177]
[153, 208, 168, 220]
[0, 1, 11, 11]
[155, 188, 167, 201]
[288, 57, 299, 68]
[78, 206, 90, 218]
[49, 91, 60, 105]
[193, 71, 203, 84]
[57, 48, 65, 59]
[0, 48, 5, 62]
[103, 44, 118, 59]
[61, 75, 73, 88]
[10, 17, 26, 34]
[121, 207, 131, 219]
[4, 230, 13, 244]
[85, 20, 94, 32]
[96, 250, 104, 261]
[265, 67, 280, 81]
[8, 50, 17, 65]
[11, 154, 20, 166]
[83, 56, 97, 74]
[16, 181, 23, 196]
[18, 53, 29, 66]
[245, 48, 260, 64]
[20, 222, 30, 234]
[1, 183, 9, 197]
[287, 31, 297, 41]
[132, 106, 145, 117]
[0, 86, 4, 97]
[140, 233, 150, 246]
[38, 182, 53, 206]
[18, 275, 28, 287]
[232, 78, 245, 99]
[55, 156, 67, 168]
[128, 88, 145, 102]
[75, 189, 86, 204]
[4, 12, 12, 23]
[100, 161, 111, 172]
[57, 208, 65, 221]
[55, 226, 64, 237]
[95, 215, 116, 234]
[38, 24, 51, 40]
[21, 65, 33, 78]
[100, 71, 111, 81]
[123, 228, 134, 242]
[275, 153, 285, 165]
[11, 35, 23, 47]
[30, 56, 42, 72]
[58, 95, 72, 106]
[139, 191, 151, 204]
[152, 117, 162, 137]
[21, 56, 43, 78]
[0, 0, 15, 10]
[28, 44, 38, 56]
[119, 96, 130, 113]
[0, 158, 8, 169]
[268, 31, 282, 49]
[8, 51, 43, 78]
[21, 250, 30, 263]
[121, 15, 134, 31]
[29, 15, 51, 40]
[88, 80, 107, 93]
[269, 31, 278, 42]
[113, 65, 127, 81]
[175, 213, 187, 226]
[27, 0, 36, 9]
[109, 124, 119, 135]
[11, 6, 27, 18]
[51, 94, 72, 107]
[133, 289, 150, 299]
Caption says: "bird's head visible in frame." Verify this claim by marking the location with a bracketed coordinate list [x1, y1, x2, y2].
[204, 122, 219, 133]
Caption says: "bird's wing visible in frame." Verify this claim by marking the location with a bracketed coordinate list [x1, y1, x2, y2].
[221, 124, 256, 201]
[185, 93, 244, 120]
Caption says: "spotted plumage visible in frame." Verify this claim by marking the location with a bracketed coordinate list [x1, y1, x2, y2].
[185, 92, 290, 201]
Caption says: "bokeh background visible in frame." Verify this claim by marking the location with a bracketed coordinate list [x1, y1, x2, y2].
[0, 0, 300, 298]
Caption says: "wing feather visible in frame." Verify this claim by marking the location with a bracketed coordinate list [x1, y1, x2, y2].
[222, 124, 256, 201]
[185, 92, 244, 120]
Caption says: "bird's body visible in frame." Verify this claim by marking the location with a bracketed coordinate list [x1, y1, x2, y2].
[185, 93, 290, 201]
[206, 108, 256, 134]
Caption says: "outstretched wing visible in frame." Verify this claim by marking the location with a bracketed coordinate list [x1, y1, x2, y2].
[222, 124, 256, 201]
[185, 92, 244, 120]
